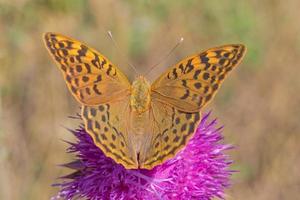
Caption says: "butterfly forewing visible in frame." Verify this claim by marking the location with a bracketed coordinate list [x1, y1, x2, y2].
[43, 32, 131, 105]
[151, 44, 246, 112]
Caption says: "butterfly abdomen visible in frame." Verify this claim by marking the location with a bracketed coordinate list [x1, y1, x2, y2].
[130, 76, 151, 114]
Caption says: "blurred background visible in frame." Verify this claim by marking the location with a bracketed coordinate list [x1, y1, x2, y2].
[1, 0, 300, 199]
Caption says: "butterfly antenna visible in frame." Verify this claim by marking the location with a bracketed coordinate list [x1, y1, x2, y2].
[107, 31, 139, 75]
[144, 37, 184, 77]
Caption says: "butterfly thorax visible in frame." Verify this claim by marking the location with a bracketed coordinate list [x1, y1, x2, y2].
[130, 76, 151, 114]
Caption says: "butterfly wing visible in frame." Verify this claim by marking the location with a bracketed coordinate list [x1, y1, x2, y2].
[43, 32, 131, 105]
[44, 33, 138, 168]
[141, 45, 246, 169]
[151, 44, 246, 112]
[139, 100, 201, 169]
[82, 99, 139, 169]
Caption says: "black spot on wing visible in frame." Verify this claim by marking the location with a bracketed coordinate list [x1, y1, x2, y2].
[188, 122, 195, 134]
[95, 75, 102, 83]
[61, 64, 67, 72]
[107, 64, 112, 75]
[184, 58, 194, 74]
[223, 52, 230, 58]
[200, 54, 210, 69]
[95, 121, 100, 129]
[92, 53, 101, 68]
[84, 63, 91, 73]
[90, 108, 97, 116]
[203, 72, 210, 80]
[178, 64, 184, 74]
[66, 75, 72, 83]
[194, 82, 202, 89]
[98, 105, 105, 111]
[219, 74, 225, 81]
[93, 85, 102, 95]
[214, 50, 222, 57]
[85, 87, 91, 95]
[78, 45, 88, 57]
[87, 120, 93, 130]
[212, 84, 219, 91]
[219, 58, 226, 65]
[82, 76, 89, 82]
[167, 68, 178, 80]
[99, 59, 106, 68]
[173, 136, 180, 142]
[181, 124, 187, 132]
[180, 89, 190, 100]
[100, 133, 107, 140]
[164, 136, 169, 142]
[193, 70, 201, 80]
[182, 80, 187, 87]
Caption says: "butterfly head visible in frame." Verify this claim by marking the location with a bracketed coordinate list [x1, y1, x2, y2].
[130, 76, 151, 114]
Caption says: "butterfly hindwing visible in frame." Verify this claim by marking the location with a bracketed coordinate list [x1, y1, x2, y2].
[151, 44, 246, 112]
[82, 98, 139, 169]
[139, 100, 201, 169]
[43, 32, 131, 105]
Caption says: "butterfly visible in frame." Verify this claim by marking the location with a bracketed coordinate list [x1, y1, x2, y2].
[43, 32, 246, 170]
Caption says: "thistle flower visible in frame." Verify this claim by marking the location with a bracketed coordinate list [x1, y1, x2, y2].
[53, 113, 234, 200]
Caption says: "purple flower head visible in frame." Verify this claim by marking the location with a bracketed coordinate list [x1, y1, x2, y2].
[53, 112, 234, 200]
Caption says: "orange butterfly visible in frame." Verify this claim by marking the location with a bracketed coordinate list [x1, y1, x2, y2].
[44, 32, 246, 169]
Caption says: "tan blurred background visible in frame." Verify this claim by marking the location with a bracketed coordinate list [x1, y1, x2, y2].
[1, 0, 300, 199]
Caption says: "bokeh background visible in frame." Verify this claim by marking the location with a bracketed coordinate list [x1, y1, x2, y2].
[1, 0, 300, 199]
